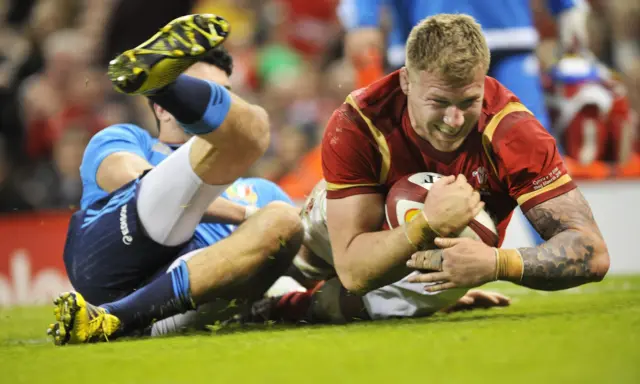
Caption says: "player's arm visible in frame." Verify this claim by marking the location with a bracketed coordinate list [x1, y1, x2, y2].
[97, 150, 249, 224]
[83, 126, 155, 193]
[322, 109, 422, 294]
[326, 193, 418, 294]
[406, 114, 607, 292]
[516, 189, 609, 290]
[323, 110, 481, 294]
[204, 177, 295, 226]
[329, 178, 481, 295]
[499, 116, 609, 291]
[90, 126, 249, 224]
[96, 150, 251, 224]
[200, 198, 253, 225]
[96, 151, 153, 193]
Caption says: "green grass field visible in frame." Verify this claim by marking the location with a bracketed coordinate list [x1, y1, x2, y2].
[2, 275, 639, 384]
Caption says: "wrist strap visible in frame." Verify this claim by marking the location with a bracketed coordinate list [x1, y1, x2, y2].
[494, 248, 524, 282]
[404, 211, 440, 250]
[244, 205, 259, 220]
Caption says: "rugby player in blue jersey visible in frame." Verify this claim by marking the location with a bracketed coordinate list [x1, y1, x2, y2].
[48, 14, 304, 345]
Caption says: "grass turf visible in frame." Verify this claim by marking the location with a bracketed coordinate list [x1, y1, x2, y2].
[1, 275, 639, 384]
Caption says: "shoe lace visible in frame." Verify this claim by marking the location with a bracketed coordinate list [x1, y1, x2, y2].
[86, 306, 114, 342]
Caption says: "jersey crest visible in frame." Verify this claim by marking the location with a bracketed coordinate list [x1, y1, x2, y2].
[225, 183, 259, 205]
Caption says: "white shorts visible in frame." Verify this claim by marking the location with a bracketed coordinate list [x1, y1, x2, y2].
[362, 272, 467, 320]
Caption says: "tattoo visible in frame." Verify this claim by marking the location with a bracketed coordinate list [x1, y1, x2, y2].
[517, 189, 607, 291]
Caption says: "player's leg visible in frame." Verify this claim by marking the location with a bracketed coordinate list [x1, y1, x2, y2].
[151, 238, 308, 336]
[47, 15, 276, 345]
[107, 14, 270, 247]
[234, 277, 368, 324]
[108, 13, 268, 186]
[61, 179, 194, 306]
[237, 272, 467, 325]
[58, 14, 263, 310]
[151, 246, 336, 336]
[150, 177, 308, 336]
[49, 202, 303, 345]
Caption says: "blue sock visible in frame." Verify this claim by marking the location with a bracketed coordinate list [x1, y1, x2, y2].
[102, 260, 195, 333]
[148, 74, 231, 135]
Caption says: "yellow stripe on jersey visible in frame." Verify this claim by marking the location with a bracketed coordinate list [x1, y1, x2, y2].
[481, 102, 533, 177]
[516, 174, 573, 206]
[326, 182, 380, 191]
[345, 94, 391, 185]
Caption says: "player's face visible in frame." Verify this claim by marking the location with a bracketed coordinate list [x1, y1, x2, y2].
[401, 67, 485, 152]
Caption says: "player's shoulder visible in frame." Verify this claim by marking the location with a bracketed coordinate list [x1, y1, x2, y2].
[480, 76, 545, 145]
[481, 76, 523, 116]
[327, 70, 405, 137]
[82, 123, 158, 169]
[350, 70, 405, 128]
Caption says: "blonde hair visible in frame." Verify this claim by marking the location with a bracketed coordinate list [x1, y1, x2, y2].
[405, 14, 490, 86]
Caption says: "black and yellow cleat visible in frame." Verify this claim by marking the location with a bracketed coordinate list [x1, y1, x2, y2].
[47, 292, 121, 345]
[107, 14, 230, 95]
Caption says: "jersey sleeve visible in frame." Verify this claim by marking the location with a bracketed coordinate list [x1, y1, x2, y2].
[321, 108, 384, 199]
[492, 114, 577, 213]
[79, 124, 150, 186]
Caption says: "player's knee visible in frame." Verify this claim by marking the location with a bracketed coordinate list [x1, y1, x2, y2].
[242, 105, 270, 161]
[262, 201, 304, 239]
[256, 201, 304, 258]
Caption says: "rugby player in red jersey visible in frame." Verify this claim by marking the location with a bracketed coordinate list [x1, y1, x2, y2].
[234, 14, 610, 325]
[320, 14, 609, 299]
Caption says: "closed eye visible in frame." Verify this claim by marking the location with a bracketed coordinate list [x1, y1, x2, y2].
[432, 99, 450, 107]
[459, 98, 479, 109]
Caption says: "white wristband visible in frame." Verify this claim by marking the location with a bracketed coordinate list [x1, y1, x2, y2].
[244, 205, 259, 220]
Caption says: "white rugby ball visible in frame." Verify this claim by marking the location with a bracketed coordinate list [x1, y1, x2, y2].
[385, 172, 498, 246]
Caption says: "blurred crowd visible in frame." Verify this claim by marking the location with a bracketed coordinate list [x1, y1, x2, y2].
[0, 0, 638, 213]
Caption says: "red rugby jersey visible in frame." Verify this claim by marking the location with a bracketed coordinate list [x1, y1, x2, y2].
[321, 70, 576, 245]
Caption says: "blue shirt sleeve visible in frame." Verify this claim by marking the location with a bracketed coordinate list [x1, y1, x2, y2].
[337, 0, 384, 30]
[79, 124, 150, 188]
[547, 0, 582, 15]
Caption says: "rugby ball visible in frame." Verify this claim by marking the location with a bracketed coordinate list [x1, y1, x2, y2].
[385, 172, 498, 246]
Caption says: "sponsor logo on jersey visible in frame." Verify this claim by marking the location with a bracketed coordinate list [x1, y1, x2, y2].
[120, 205, 133, 245]
[471, 166, 491, 196]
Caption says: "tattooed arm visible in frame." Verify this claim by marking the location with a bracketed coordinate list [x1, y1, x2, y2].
[517, 189, 610, 291]
[404, 188, 609, 292]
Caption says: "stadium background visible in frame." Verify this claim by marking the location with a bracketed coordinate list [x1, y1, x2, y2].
[0, 0, 638, 306]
